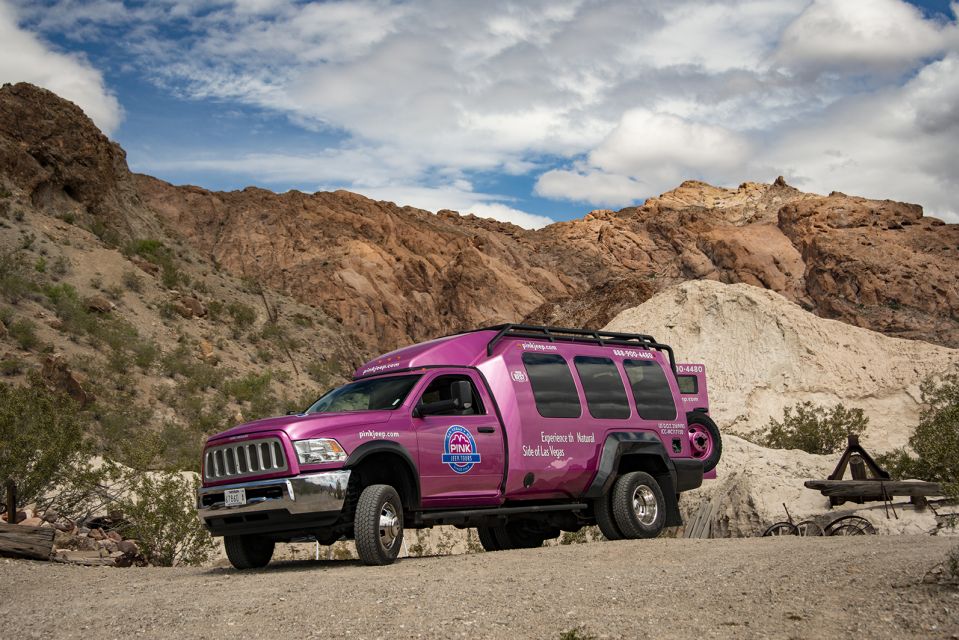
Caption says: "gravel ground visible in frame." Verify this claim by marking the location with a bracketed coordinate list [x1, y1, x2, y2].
[2, 536, 957, 639]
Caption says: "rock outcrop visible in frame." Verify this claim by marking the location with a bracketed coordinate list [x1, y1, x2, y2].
[605, 280, 959, 450]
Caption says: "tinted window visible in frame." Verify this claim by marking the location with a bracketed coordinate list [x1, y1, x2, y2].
[306, 375, 420, 413]
[574, 356, 630, 420]
[677, 375, 699, 395]
[623, 360, 677, 420]
[418, 374, 485, 415]
[522, 353, 581, 418]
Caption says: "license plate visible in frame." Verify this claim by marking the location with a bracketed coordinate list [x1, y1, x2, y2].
[224, 488, 246, 507]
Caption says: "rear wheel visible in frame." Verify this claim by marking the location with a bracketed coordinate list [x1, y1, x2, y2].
[476, 526, 501, 552]
[611, 471, 666, 539]
[354, 484, 404, 565]
[687, 412, 722, 472]
[493, 522, 547, 549]
[224, 534, 275, 570]
[593, 492, 624, 541]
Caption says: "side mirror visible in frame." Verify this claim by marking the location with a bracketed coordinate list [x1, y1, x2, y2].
[451, 380, 473, 410]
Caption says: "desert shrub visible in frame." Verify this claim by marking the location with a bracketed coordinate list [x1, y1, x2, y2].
[226, 301, 256, 335]
[160, 342, 226, 391]
[0, 248, 36, 303]
[9, 317, 39, 350]
[0, 379, 105, 514]
[51, 255, 70, 278]
[115, 471, 215, 566]
[877, 369, 959, 496]
[224, 371, 281, 419]
[34, 256, 46, 273]
[126, 239, 183, 290]
[0, 358, 23, 376]
[748, 401, 867, 455]
[121, 270, 143, 292]
[205, 299, 223, 321]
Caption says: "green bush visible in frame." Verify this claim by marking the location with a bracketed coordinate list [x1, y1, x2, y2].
[115, 471, 215, 566]
[748, 402, 868, 455]
[0, 379, 104, 515]
[224, 371, 279, 419]
[9, 317, 39, 350]
[0, 248, 36, 303]
[226, 301, 256, 335]
[878, 369, 959, 496]
[126, 239, 184, 290]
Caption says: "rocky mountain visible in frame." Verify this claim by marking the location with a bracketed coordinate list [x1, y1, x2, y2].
[4, 82, 955, 357]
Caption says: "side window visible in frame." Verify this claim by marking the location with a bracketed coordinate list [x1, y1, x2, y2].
[573, 356, 630, 420]
[522, 353, 581, 418]
[677, 375, 699, 395]
[418, 374, 485, 416]
[623, 360, 677, 421]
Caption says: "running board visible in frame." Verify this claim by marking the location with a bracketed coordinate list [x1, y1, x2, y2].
[417, 503, 588, 525]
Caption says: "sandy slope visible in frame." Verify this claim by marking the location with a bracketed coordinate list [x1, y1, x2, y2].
[605, 280, 959, 450]
[2, 537, 956, 639]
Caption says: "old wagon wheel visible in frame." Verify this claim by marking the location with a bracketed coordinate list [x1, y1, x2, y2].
[795, 520, 824, 536]
[762, 522, 799, 537]
[825, 515, 876, 536]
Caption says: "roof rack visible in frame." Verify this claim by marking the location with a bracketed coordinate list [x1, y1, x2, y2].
[475, 324, 676, 371]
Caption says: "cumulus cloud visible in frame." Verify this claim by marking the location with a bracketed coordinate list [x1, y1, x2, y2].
[775, 0, 959, 75]
[0, 1, 121, 133]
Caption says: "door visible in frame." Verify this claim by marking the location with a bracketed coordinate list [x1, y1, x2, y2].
[412, 371, 505, 507]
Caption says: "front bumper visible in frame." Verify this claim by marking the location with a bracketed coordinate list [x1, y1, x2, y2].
[197, 470, 351, 535]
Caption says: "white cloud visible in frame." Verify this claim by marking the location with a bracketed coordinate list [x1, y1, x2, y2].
[0, 1, 121, 133]
[535, 166, 643, 207]
[775, 0, 959, 75]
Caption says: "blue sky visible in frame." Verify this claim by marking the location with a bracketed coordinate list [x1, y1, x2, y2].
[1, 0, 958, 227]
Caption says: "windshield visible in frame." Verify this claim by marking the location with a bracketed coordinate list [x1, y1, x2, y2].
[306, 375, 421, 414]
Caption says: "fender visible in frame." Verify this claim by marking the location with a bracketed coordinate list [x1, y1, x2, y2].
[344, 440, 421, 508]
[583, 432, 698, 528]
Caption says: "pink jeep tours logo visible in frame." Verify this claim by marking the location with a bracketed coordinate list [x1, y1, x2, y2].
[441, 425, 481, 474]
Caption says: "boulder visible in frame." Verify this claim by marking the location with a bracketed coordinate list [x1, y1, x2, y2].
[131, 256, 160, 276]
[198, 339, 215, 363]
[85, 295, 115, 313]
[40, 353, 93, 406]
[179, 296, 206, 317]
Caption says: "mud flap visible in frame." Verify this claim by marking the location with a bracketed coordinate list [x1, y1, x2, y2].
[653, 472, 683, 528]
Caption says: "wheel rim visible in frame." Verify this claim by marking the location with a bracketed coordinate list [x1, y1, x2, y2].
[688, 424, 713, 460]
[378, 502, 400, 551]
[632, 485, 658, 526]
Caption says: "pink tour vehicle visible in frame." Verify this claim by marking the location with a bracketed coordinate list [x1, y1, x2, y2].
[197, 324, 722, 568]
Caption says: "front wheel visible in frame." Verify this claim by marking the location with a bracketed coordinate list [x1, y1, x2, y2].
[611, 471, 666, 539]
[354, 484, 404, 565]
[476, 526, 502, 552]
[224, 534, 275, 570]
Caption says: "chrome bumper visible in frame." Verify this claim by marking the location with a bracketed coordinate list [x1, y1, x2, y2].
[196, 470, 351, 519]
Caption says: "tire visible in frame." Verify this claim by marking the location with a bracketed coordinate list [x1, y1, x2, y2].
[686, 412, 722, 472]
[354, 484, 404, 566]
[224, 534, 275, 570]
[593, 492, 624, 541]
[492, 522, 546, 550]
[476, 526, 502, 552]
[611, 471, 666, 539]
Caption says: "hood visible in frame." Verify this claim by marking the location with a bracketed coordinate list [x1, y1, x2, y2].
[208, 410, 393, 443]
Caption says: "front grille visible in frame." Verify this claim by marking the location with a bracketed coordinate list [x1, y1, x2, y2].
[204, 437, 287, 481]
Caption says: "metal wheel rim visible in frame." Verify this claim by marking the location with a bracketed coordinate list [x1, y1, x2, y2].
[763, 522, 798, 537]
[632, 485, 658, 526]
[378, 502, 400, 551]
[688, 424, 713, 460]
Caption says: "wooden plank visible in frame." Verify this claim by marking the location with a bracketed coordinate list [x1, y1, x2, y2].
[804, 480, 943, 499]
[0, 522, 55, 560]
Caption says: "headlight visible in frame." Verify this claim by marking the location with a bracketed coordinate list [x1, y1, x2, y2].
[293, 438, 347, 464]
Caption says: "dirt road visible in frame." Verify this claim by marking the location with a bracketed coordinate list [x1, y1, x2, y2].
[2, 536, 957, 639]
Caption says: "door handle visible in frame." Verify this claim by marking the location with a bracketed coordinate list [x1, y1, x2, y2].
[478, 426, 496, 434]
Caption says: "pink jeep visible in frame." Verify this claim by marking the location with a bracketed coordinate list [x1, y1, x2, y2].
[197, 325, 722, 568]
